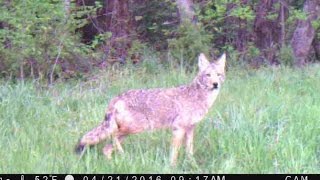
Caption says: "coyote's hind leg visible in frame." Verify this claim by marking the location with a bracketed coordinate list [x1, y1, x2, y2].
[103, 134, 127, 158]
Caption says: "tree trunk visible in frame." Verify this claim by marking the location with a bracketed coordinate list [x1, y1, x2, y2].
[104, 0, 132, 62]
[64, 0, 71, 17]
[76, 0, 133, 64]
[291, 0, 320, 66]
[224, 0, 252, 53]
[253, 0, 281, 64]
[76, 0, 102, 43]
[312, 34, 320, 61]
[176, 0, 195, 23]
[279, 0, 289, 47]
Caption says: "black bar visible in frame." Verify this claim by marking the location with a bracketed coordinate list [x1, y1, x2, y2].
[0, 174, 318, 180]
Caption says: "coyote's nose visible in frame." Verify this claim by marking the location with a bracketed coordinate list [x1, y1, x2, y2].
[213, 82, 218, 89]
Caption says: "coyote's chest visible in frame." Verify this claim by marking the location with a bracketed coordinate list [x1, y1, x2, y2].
[206, 90, 220, 108]
[189, 90, 220, 124]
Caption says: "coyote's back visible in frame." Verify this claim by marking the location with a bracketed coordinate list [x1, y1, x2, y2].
[76, 53, 226, 166]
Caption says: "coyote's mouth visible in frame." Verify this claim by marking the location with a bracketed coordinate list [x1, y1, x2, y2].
[210, 86, 219, 91]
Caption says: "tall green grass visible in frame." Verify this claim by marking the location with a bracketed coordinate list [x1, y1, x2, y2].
[0, 63, 319, 173]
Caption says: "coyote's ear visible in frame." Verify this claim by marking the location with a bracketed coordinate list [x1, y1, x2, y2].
[214, 53, 226, 71]
[198, 53, 210, 71]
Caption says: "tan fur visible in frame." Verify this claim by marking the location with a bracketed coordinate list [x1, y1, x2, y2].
[75, 53, 226, 166]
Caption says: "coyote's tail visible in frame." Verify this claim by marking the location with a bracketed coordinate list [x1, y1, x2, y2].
[75, 113, 117, 154]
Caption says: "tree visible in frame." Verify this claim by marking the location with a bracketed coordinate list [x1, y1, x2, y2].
[225, 0, 254, 53]
[313, 34, 320, 61]
[253, 0, 282, 64]
[104, 0, 133, 62]
[291, 0, 320, 66]
[77, 0, 134, 64]
[176, 0, 195, 23]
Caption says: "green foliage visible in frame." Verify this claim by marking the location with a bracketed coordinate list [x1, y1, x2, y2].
[90, 32, 112, 49]
[230, 5, 255, 21]
[197, 0, 256, 56]
[311, 20, 320, 31]
[127, 40, 147, 62]
[134, 0, 179, 50]
[278, 45, 294, 66]
[0, 0, 318, 81]
[247, 42, 260, 59]
[198, 0, 227, 22]
[222, 45, 242, 68]
[288, 9, 308, 22]
[168, 22, 212, 67]
[198, 0, 228, 36]
[0, 0, 100, 81]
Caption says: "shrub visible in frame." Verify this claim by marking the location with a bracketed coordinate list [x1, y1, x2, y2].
[0, 0, 100, 82]
[168, 22, 212, 68]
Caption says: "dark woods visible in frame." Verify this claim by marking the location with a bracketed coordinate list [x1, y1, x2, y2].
[0, 0, 319, 83]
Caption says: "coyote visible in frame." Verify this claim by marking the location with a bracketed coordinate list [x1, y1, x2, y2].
[75, 53, 226, 166]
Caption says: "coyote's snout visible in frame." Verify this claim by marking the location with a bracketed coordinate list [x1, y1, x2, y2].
[75, 53, 226, 166]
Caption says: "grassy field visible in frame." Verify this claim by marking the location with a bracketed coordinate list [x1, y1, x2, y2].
[0, 63, 319, 173]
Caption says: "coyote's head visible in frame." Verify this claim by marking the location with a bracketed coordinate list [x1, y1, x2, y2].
[195, 53, 226, 91]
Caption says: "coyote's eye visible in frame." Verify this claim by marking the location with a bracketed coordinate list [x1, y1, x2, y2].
[217, 73, 222, 77]
[206, 73, 211, 77]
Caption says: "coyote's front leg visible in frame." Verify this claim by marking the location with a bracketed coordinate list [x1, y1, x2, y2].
[170, 127, 185, 166]
[185, 125, 195, 157]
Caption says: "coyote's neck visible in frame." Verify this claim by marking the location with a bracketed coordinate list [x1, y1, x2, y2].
[180, 80, 220, 109]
